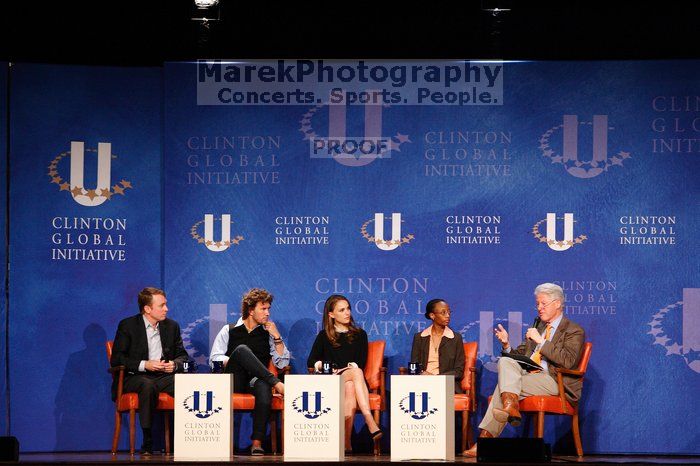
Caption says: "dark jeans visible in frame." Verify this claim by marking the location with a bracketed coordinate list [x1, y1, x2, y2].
[123, 373, 174, 429]
[226, 344, 281, 441]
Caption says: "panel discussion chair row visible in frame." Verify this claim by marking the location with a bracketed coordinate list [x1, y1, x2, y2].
[107, 340, 592, 456]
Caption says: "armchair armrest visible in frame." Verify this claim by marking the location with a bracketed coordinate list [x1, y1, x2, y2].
[555, 367, 585, 377]
[108, 365, 126, 374]
[553, 367, 583, 412]
[108, 365, 126, 401]
[470, 367, 477, 409]
[398, 367, 408, 375]
[379, 367, 387, 411]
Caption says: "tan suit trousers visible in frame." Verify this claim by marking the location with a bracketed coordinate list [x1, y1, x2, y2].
[479, 357, 558, 437]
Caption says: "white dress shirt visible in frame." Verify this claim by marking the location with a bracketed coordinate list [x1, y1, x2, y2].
[209, 317, 290, 369]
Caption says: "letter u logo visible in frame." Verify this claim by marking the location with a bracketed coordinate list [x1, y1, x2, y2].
[70, 141, 111, 206]
[546, 213, 574, 251]
[409, 392, 428, 417]
[329, 90, 383, 167]
[204, 214, 231, 252]
[302, 391, 323, 419]
[192, 390, 215, 418]
[373, 213, 402, 251]
[682, 289, 700, 368]
[193, 390, 213, 412]
[478, 311, 523, 372]
[650, 289, 700, 374]
[562, 115, 608, 178]
[540, 114, 630, 178]
[302, 392, 321, 412]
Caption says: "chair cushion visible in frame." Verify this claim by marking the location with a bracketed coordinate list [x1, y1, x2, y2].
[519, 396, 575, 415]
[232, 393, 256, 410]
[117, 393, 138, 411]
[118, 392, 174, 411]
[454, 394, 473, 412]
[232, 393, 284, 410]
[271, 393, 284, 410]
[156, 393, 175, 410]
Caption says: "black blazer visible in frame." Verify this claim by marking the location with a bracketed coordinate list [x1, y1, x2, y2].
[410, 327, 465, 393]
[110, 313, 189, 400]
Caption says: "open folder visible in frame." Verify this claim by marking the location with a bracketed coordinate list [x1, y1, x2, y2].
[500, 352, 543, 372]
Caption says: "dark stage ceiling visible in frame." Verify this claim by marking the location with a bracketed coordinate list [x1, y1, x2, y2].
[3, 0, 700, 65]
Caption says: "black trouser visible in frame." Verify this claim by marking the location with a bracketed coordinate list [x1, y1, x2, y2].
[226, 345, 280, 441]
[123, 373, 174, 429]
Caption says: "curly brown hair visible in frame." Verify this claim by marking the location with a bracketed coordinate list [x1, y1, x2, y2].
[241, 288, 274, 319]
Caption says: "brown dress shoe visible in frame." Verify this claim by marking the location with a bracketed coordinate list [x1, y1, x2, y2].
[493, 392, 521, 426]
[462, 429, 493, 457]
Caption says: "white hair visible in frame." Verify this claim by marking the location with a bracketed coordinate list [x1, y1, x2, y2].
[534, 283, 565, 303]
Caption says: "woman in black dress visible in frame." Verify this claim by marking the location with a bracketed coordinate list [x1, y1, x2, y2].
[307, 294, 383, 450]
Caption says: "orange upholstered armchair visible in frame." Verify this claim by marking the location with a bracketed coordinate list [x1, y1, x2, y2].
[231, 361, 288, 454]
[519, 342, 592, 456]
[106, 340, 175, 455]
[365, 340, 387, 455]
[454, 341, 478, 451]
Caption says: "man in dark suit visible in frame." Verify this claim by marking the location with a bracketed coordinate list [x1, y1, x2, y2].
[111, 287, 189, 455]
[464, 283, 585, 457]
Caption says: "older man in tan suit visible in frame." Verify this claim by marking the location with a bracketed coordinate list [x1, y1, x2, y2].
[464, 282, 585, 457]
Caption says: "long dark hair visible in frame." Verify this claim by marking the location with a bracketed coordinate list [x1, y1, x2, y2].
[322, 294, 360, 347]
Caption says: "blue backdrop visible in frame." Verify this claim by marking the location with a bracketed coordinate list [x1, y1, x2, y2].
[0, 63, 7, 436]
[8, 64, 162, 451]
[2, 60, 699, 454]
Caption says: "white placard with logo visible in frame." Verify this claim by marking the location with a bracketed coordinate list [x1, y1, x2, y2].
[284, 374, 344, 461]
[391, 375, 455, 461]
[174, 374, 233, 460]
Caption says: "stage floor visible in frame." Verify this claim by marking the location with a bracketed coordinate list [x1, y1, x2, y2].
[9, 452, 700, 466]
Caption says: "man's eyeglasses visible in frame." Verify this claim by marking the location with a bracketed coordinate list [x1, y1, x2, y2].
[535, 300, 557, 309]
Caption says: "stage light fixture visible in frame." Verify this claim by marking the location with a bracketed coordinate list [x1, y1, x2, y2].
[192, 0, 221, 22]
[194, 0, 219, 8]
[481, 0, 512, 15]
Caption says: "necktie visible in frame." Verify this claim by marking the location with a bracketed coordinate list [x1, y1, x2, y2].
[531, 324, 552, 365]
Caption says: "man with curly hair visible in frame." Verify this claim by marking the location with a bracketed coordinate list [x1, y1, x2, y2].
[209, 288, 289, 456]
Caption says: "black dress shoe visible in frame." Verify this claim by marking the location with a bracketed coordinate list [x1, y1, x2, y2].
[140, 428, 153, 455]
[250, 445, 265, 456]
[140, 439, 153, 455]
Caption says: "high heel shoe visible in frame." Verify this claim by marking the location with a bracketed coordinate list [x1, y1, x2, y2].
[369, 428, 384, 441]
